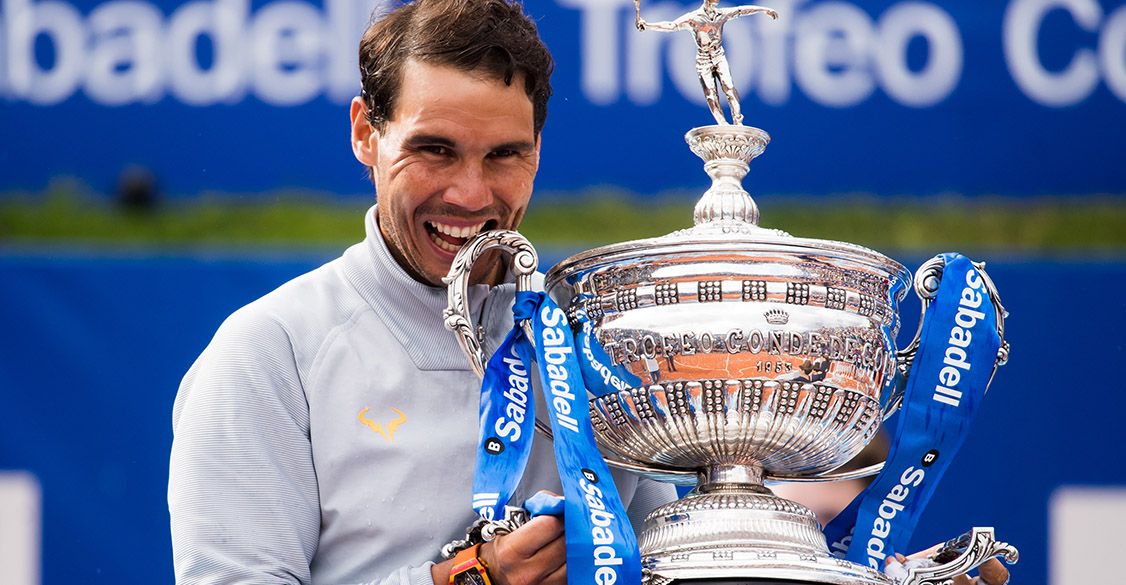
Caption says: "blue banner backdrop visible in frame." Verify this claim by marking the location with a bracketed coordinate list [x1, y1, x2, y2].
[1, 248, 1125, 585]
[1, 0, 1125, 197]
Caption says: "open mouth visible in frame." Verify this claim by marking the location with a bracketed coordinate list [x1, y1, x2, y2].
[424, 219, 495, 253]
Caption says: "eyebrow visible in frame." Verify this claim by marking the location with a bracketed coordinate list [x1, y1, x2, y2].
[493, 140, 538, 154]
[404, 134, 457, 150]
[404, 134, 537, 154]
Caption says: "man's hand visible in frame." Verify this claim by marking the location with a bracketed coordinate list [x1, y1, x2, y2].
[885, 547, 1010, 585]
[431, 515, 565, 585]
[480, 515, 566, 585]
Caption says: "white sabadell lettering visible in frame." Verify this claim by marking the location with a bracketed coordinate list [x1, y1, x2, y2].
[932, 384, 962, 406]
[497, 346, 530, 442]
[581, 479, 622, 585]
[557, 413, 579, 434]
[0, 0, 375, 105]
[829, 527, 853, 558]
[931, 268, 988, 408]
[582, 338, 628, 392]
[865, 466, 925, 568]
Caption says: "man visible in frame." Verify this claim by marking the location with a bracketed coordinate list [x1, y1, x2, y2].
[168, 1, 674, 584]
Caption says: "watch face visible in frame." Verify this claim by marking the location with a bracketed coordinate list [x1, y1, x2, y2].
[452, 569, 487, 585]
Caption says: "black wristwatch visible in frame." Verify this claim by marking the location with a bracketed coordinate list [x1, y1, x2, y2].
[449, 542, 491, 585]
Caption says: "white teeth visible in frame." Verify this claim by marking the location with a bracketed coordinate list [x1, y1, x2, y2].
[427, 220, 488, 253]
[430, 221, 487, 239]
[429, 231, 460, 253]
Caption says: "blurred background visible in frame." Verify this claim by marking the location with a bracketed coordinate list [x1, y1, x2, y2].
[1, 0, 1124, 583]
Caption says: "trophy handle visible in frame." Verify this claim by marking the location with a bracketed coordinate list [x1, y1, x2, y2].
[886, 257, 1010, 419]
[778, 259, 1012, 485]
[442, 230, 539, 379]
[899, 527, 1019, 585]
[442, 230, 700, 483]
[443, 230, 564, 443]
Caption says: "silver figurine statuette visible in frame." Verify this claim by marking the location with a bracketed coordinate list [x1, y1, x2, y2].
[635, 0, 777, 127]
[445, 3, 1016, 584]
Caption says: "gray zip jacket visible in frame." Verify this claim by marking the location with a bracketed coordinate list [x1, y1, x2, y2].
[169, 206, 675, 585]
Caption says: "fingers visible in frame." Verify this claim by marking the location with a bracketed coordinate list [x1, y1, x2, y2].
[481, 516, 566, 585]
[907, 542, 946, 560]
[540, 556, 567, 585]
[498, 515, 564, 557]
[531, 531, 567, 567]
[977, 558, 1010, 585]
[900, 543, 1009, 585]
[919, 540, 1009, 584]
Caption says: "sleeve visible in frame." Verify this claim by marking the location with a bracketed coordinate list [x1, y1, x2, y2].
[169, 308, 322, 584]
[624, 477, 678, 534]
[169, 309, 438, 585]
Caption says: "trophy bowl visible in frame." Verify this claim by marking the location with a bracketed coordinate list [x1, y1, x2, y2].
[544, 231, 910, 481]
[541, 221, 912, 584]
[445, 225, 919, 584]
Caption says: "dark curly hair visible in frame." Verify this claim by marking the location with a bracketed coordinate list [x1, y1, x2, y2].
[359, 0, 554, 136]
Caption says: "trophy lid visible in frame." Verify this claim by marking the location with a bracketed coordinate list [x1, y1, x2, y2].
[545, 122, 908, 291]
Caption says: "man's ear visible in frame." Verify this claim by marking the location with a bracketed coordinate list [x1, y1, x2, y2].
[350, 97, 379, 167]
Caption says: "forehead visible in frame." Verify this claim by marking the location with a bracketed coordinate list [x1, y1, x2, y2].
[390, 59, 536, 139]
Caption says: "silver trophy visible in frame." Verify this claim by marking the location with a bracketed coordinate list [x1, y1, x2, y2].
[445, 4, 1016, 584]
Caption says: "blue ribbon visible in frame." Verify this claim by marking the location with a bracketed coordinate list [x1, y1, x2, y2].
[822, 253, 1002, 571]
[571, 306, 642, 397]
[475, 290, 641, 585]
[472, 314, 538, 521]
[525, 491, 566, 518]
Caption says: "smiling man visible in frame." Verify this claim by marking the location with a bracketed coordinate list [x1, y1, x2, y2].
[350, 56, 539, 287]
[168, 2, 674, 585]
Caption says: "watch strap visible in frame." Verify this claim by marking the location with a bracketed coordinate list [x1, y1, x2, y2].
[449, 542, 491, 585]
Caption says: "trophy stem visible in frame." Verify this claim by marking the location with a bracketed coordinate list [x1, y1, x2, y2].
[641, 464, 890, 583]
[697, 463, 770, 494]
[686, 125, 770, 229]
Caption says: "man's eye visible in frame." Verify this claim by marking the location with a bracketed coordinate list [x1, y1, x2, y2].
[489, 150, 517, 158]
[421, 145, 450, 155]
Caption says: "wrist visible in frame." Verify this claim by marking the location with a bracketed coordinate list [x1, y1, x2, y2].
[431, 557, 456, 585]
[448, 542, 491, 585]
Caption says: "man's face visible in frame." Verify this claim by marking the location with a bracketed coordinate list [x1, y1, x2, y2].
[352, 59, 540, 286]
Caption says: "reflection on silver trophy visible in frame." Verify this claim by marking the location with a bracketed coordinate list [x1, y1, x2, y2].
[446, 3, 1017, 584]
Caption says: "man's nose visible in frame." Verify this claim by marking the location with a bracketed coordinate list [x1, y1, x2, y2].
[443, 160, 492, 212]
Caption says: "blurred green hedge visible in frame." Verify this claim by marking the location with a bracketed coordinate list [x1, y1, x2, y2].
[3, 183, 1124, 257]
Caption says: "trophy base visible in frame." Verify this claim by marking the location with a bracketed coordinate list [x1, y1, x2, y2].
[666, 576, 860, 580]
[640, 490, 890, 585]
[644, 553, 889, 585]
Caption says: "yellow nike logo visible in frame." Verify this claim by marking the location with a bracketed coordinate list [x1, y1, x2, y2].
[358, 407, 407, 443]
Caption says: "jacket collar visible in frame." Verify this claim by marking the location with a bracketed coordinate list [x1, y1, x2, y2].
[341, 205, 518, 371]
